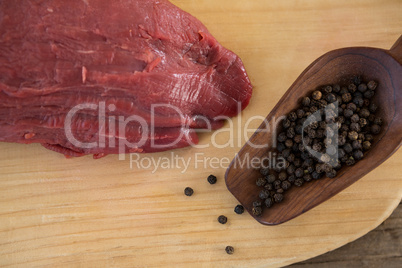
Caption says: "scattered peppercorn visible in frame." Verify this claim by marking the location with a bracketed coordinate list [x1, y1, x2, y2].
[184, 187, 194, 196]
[225, 246, 234, 255]
[207, 175, 217, 184]
[234, 205, 244, 215]
[218, 215, 227, 224]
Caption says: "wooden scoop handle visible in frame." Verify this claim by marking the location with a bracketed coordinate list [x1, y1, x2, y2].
[388, 35, 402, 65]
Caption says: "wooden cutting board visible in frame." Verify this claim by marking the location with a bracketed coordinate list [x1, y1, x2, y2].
[1, 0, 401, 267]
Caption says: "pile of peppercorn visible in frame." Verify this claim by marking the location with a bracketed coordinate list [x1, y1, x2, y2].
[252, 77, 382, 216]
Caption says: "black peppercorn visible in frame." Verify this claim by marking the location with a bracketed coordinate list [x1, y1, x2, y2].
[264, 183, 273, 191]
[273, 180, 282, 190]
[333, 84, 341, 93]
[358, 83, 367, 92]
[354, 91, 363, 98]
[218, 215, 228, 224]
[352, 140, 362, 150]
[265, 197, 274, 208]
[260, 167, 269, 176]
[253, 201, 262, 207]
[296, 109, 305, 119]
[350, 114, 360, 123]
[353, 96, 364, 107]
[320, 154, 331, 163]
[353, 150, 364, 160]
[338, 148, 346, 159]
[312, 143, 322, 152]
[234, 205, 244, 215]
[359, 118, 368, 128]
[374, 117, 383, 126]
[315, 163, 324, 173]
[312, 171, 322, 180]
[295, 168, 304, 178]
[307, 129, 316, 139]
[288, 111, 298, 122]
[281, 180, 291, 190]
[302, 97, 311, 106]
[285, 139, 294, 148]
[316, 129, 325, 139]
[266, 174, 276, 184]
[365, 134, 374, 141]
[338, 135, 346, 146]
[344, 109, 354, 118]
[348, 131, 359, 141]
[367, 80, 377, 90]
[344, 143, 353, 153]
[207, 175, 217, 184]
[352, 76, 362, 85]
[287, 153, 295, 163]
[312, 90, 322, 100]
[256, 177, 266, 187]
[252, 206, 262, 216]
[346, 157, 356, 166]
[295, 124, 303, 134]
[310, 106, 318, 113]
[326, 169, 337, 178]
[184, 187, 194, 196]
[342, 93, 352, 103]
[323, 85, 333, 93]
[363, 99, 370, 106]
[359, 108, 370, 118]
[371, 124, 381, 134]
[350, 123, 361, 132]
[274, 193, 284, 203]
[278, 171, 287, 181]
[287, 175, 296, 183]
[277, 132, 287, 143]
[259, 189, 270, 200]
[294, 178, 304, 187]
[348, 83, 357, 93]
[368, 103, 378, 113]
[225, 246, 234, 255]
[364, 90, 375, 99]
[287, 127, 296, 139]
[294, 134, 303, 144]
[283, 119, 291, 129]
[277, 142, 286, 152]
[326, 93, 337, 103]
[303, 174, 313, 182]
[363, 141, 371, 151]
[346, 103, 357, 112]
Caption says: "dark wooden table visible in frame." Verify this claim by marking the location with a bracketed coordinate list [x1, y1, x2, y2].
[289, 202, 402, 268]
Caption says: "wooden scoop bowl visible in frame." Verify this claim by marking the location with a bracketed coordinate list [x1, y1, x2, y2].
[225, 35, 402, 225]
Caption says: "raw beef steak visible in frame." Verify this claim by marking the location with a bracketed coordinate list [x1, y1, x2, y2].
[0, 0, 252, 158]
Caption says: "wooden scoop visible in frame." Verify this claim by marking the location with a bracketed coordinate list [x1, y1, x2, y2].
[225, 35, 402, 225]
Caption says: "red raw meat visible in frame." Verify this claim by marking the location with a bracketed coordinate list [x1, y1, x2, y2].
[0, 0, 252, 158]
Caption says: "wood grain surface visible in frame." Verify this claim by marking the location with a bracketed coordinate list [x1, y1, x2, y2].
[289, 202, 402, 267]
[0, 0, 401, 267]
